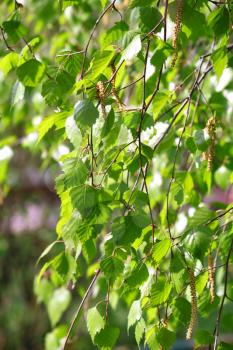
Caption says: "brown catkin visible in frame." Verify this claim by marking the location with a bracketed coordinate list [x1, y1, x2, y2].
[208, 253, 215, 303]
[205, 116, 216, 171]
[186, 268, 197, 340]
[96, 81, 107, 119]
[171, 0, 184, 67]
[111, 63, 124, 112]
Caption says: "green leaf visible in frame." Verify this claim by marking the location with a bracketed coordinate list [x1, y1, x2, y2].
[112, 214, 149, 245]
[41, 79, 62, 106]
[214, 165, 231, 190]
[208, 7, 229, 37]
[184, 226, 212, 259]
[38, 111, 69, 142]
[45, 325, 68, 350]
[103, 21, 129, 46]
[11, 80, 25, 106]
[101, 108, 115, 138]
[135, 318, 146, 347]
[189, 207, 214, 226]
[47, 287, 71, 326]
[196, 271, 208, 295]
[141, 143, 154, 160]
[125, 263, 149, 288]
[122, 34, 142, 60]
[65, 115, 82, 148]
[229, 0, 233, 22]
[17, 59, 45, 87]
[36, 241, 61, 265]
[55, 69, 75, 92]
[83, 239, 96, 263]
[20, 37, 41, 63]
[56, 158, 88, 192]
[0, 52, 19, 75]
[101, 0, 108, 8]
[212, 47, 228, 80]
[2, 20, 27, 44]
[87, 50, 115, 80]
[195, 329, 213, 347]
[62, 216, 94, 244]
[150, 280, 172, 306]
[182, 3, 207, 41]
[128, 300, 142, 330]
[34, 278, 54, 305]
[151, 42, 173, 70]
[139, 7, 163, 33]
[145, 326, 159, 350]
[152, 239, 171, 265]
[172, 297, 191, 327]
[129, 0, 154, 7]
[70, 185, 97, 213]
[170, 250, 186, 293]
[94, 326, 120, 348]
[51, 252, 76, 282]
[74, 99, 99, 128]
[100, 256, 124, 280]
[186, 136, 197, 153]
[60, 0, 80, 10]
[218, 342, 233, 350]
[156, 328, 176, 350]
[194, 129, 209, 151]
[87, 307, 105, 341]
[57, 52, 82, 77]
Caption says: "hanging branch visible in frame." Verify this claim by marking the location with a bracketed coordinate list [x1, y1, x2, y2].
[210, 237, 233, 350]
[61, 269, 101, 350]
[138, 39, 156, 243]
[166, 56, 205, 240]
[80, 0, 118, 79]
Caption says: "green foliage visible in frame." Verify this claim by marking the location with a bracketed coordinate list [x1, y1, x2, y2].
[1, 0, 233, 349]
[47, 287, 71, 327]
[87, 307, 105, 341]
[94, 326, 120, 349]
[17, 59, 45, 87]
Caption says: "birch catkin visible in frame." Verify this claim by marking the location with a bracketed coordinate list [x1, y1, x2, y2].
[206, 116, 216, 171]
[172, 0, 184, 67]
[186, 268, 197, 340]
[208, 253, 215, 303]
[96, 81, 107, 118]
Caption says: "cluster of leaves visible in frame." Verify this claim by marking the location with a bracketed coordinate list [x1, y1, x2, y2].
[1, 0, 233, 349]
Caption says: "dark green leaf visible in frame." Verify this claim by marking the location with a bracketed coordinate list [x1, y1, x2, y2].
[17, 59, 45, 87]
[94, 326, 120, 348]
[74, 100, 99, 128]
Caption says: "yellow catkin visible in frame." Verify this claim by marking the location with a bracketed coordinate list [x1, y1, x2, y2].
[171, 0, 184, 67]
[208, 253, 215, 303]
[111, 63, 124, 112]
[186, 268, 197, 340]
[96, 81, 107, 118]
[205, 116, 216, 171]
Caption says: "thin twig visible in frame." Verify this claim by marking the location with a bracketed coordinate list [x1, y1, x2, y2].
[80, 0, 117, 79]
[211, 237, 233, 350]
[138, 40, 156, 243]
[62, 269, 100, 350]
[0, 27, 14, 51]
[164, 0, 169, 42]
[206, 207, 233, 225]
[166, 57, 204, 240]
